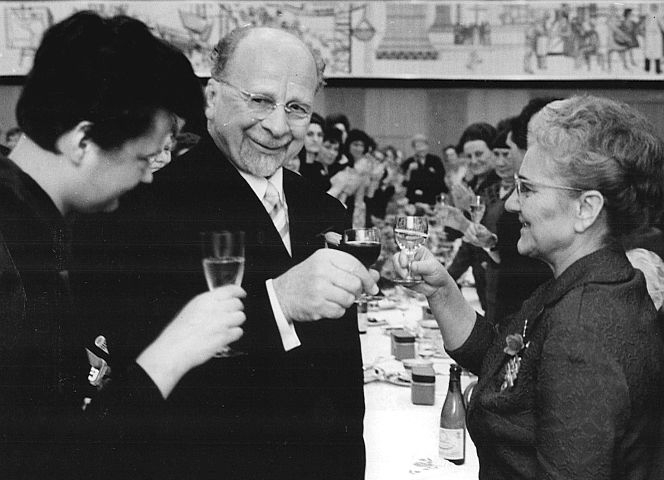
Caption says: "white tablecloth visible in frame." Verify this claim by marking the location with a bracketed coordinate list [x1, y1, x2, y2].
[362, 288, 481, 480]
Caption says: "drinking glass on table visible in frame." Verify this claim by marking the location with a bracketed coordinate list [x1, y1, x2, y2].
[339, 227, 381, 302]
[469, 195, 486, 223]
[393, 215, 428, 286]
[201, 231, 246, 358]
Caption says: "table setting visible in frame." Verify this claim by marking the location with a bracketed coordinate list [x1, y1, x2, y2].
[361, 284, 481, 480]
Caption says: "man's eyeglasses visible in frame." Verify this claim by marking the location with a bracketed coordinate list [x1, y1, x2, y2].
[513, 174, 584, 197]
[216, 78, 312, 125]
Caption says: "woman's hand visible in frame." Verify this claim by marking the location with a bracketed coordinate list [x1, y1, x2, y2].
[463, 222, 498, 249]
[136, 285, 246, 398]
[451, 183, 475, 213]
[392, 247, 456, 298]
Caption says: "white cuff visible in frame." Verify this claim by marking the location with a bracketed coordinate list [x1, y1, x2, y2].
[266, 278, 301, 351]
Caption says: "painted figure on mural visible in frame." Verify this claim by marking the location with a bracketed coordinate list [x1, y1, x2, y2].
[524, 13, 550, 74]
[576, 19, 600, 71]
[606, 6, 631, 72]
[644, 3, 664, 74]
[619, 8, 642, 68]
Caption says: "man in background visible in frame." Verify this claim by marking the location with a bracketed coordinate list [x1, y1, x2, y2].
[402, 133, 447, 204]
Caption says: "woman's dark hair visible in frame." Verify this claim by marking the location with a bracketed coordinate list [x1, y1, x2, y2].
[298, 112, 326, 162]
[309, 112, 325, 130]
[16, 11, 205, 153]
[457, 122, 496, 152]
[530, 95, 664, 237]
[344, 129, 370, 160]
[325, 113, 350, 134]
[511, 97, 562, 150]
[323, 126, 343, 145]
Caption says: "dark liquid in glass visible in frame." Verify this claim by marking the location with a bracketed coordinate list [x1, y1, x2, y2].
[340, 240, 381, 268]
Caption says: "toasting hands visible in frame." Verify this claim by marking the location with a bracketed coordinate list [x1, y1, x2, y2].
[273, 249, 379, 322]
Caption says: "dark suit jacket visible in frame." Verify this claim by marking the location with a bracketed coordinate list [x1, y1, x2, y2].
[79, 135, 366, 480]
[403, 153, 447, 205]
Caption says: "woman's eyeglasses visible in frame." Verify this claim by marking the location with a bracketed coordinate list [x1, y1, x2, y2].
[216, 78, 312, 125]
[513, 174, 584, 197]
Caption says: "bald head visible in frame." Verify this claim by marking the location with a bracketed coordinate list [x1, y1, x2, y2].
[210, 26, 324, 92]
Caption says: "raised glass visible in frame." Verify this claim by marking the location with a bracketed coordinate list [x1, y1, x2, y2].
[393, 215, 428, 286]
[201, 231, 246, 358]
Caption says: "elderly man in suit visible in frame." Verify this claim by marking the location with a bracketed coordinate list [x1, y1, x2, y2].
[97, 26, 377, 480]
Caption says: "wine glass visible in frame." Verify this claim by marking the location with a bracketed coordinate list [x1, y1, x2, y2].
[340, 227, 381, 301]
[436, 193, 450, 226]
[393, 215, 428, 286]
[201, 231, 246, 358]
[469, 195, 486, 224]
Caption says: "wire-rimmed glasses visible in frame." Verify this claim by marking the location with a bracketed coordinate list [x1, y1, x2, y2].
[513, 173, 584, 198]
[215, 78, 312, 125]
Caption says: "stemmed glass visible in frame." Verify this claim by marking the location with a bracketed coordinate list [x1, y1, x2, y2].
[436, 193, 450, 226]
[339, 227, 381, 301]
[469, 195, 486, 224]
[393, 215, 429, 286]
[201, 231, 246, 358]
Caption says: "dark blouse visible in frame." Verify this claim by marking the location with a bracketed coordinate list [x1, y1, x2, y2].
[450, 244, 664, 480]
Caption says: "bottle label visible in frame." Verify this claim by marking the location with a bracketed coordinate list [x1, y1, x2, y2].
[439, 428, 464, 460]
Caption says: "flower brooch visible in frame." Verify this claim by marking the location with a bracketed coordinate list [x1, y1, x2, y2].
[500, 326, 530, 391]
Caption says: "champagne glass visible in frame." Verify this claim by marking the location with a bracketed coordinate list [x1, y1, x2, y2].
[201, 231, 246, 358]
[339, 227, 381, 301]
[393, 215, 429, 286]
[469, 195, 486, 224]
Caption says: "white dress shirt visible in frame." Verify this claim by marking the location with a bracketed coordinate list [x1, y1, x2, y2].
[236, 167, 301, 351]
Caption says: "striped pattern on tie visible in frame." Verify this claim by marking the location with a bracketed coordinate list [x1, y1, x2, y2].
[263, 181, 291, 255]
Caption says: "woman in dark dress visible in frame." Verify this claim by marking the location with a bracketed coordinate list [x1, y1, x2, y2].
[394, 95, 664, 479]
[299, 126, 343, 193]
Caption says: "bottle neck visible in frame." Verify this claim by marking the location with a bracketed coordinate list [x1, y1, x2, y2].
[448, 373, 461, 393]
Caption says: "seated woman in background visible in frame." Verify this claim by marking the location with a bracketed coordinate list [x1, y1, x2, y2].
[298, 112, 324, 167]
[300, 126, 343, 192]
[441, 144, 467, 190]
[339, 128, 371, 172]
[394, 95, 664, 479]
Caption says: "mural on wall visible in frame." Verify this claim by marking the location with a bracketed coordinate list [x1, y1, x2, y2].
[2, 1, 664, 80]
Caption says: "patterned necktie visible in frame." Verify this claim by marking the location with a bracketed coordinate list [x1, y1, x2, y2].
[263, 181, 291, 255]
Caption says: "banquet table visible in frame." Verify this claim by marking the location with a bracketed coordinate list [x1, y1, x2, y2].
[361, 287, 481, 480]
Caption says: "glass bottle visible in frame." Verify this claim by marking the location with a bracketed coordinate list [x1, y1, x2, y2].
[439, 363, 465, 464]
[357, 298, 368, 334]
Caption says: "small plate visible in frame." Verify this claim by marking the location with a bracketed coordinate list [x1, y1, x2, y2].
[385, 372, 411, 387]
[367, 317, 388, 327]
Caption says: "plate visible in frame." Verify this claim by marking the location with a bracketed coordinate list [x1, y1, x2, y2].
[385, 372, 411, 387]
[367, 317, 388, 327]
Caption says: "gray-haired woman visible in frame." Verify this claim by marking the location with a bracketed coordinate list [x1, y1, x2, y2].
[394, 95, 664, 479]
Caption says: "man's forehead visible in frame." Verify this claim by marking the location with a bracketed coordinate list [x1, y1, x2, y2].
[226, 29, 317, 88]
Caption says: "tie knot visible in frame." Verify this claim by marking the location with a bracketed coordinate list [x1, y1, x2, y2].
[264, 181, 280, 207]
